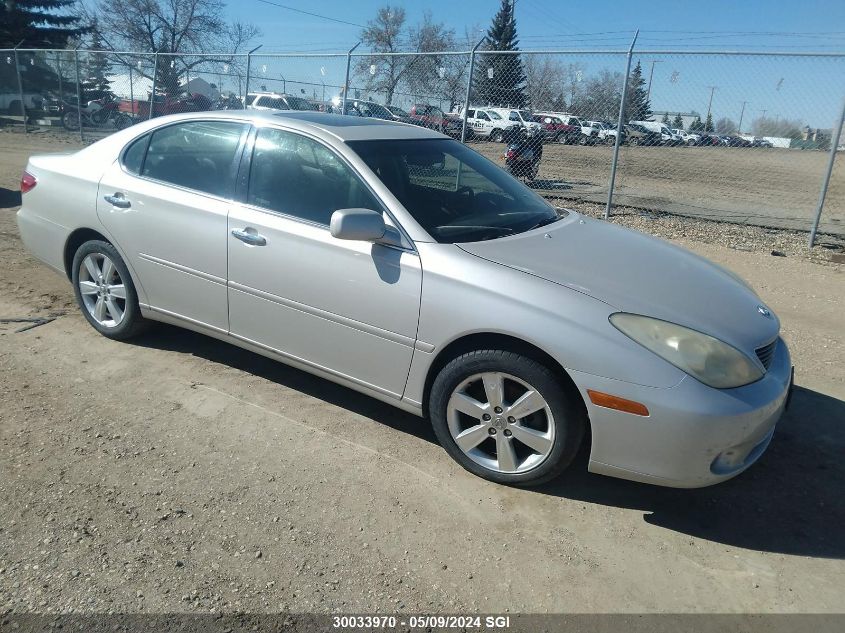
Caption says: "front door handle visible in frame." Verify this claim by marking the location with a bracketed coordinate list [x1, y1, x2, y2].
[103, 193, 131, 209]
[231, 228, 267, 246]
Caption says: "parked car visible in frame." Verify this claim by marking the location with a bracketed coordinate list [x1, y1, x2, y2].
[630, 120, 683, 145]
[752, 137, 773, 148]
[125, 92, 214, 119]
[721, 135, 752, 148]
[532, 113, 580, 144]
[593, 121, 625, 145]
[486, 107, 545, 138]
[455, 106, 519, 142]
[673, 129, 701, 146]
[408, 104, 463, 137]
[343, 99, 414, 124]
[246, 91, 318, 112]
[623, 123, 662, 146]
[17, 110, 793, 488]
[578, 120, 602, 145]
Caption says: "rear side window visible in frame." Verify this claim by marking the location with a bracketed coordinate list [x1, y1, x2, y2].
[122, 134, 149, 174]
[142, 121, 246, 198]
[245, 95, 256, 105]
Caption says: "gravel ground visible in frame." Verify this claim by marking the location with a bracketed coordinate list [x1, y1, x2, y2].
[1, 133, 844, 619]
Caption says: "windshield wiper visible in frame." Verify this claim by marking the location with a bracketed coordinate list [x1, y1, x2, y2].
[526, 215, 562, 231]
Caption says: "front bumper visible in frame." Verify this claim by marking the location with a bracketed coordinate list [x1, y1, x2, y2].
[571, 338, 792, 488]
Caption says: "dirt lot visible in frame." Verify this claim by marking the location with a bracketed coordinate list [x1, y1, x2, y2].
[1, 134, 844, 617]
[473, 140, 845, 235]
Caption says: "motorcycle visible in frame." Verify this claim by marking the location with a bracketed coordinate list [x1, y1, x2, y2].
[62, 93, 133, 131]
[503, 127, 543, 181]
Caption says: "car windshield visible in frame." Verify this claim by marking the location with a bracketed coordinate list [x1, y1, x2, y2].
[348, 139, 562, 244]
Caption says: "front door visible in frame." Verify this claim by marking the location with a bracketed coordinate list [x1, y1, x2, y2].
[97, 119, 248, 331]
[226, 126, 422, 398]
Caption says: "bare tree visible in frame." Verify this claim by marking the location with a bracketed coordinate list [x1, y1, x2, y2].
[355, 6, 455, 106]
[751, 116, 803, 139]
[85, 0, 259, 96]
[570, 69, 622, 121]
[523, 54, 568, 110]
[714, 116, 737, 135]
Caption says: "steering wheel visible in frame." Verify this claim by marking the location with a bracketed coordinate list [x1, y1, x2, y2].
[455, 185, 475, 203]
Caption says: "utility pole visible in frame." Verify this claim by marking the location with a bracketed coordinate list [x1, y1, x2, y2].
[738, 100, 748, 134]
[705, 85, 717, 130]
[645, 59, 663, 103]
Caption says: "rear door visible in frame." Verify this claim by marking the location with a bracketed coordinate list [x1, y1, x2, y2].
[97, 119, 249, 332]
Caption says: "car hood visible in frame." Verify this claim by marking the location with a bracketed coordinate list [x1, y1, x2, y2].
[457, 213, 779, 352]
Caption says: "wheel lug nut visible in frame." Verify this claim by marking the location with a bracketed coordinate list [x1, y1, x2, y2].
[482, 414, 491, 421]
[494, 406, 503, 414]
[503, 430, 512, 437]
[488, 428, 497, 435]
[507, 416, 515, 423]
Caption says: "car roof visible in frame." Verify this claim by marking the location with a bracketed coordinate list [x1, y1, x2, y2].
[124, 109, 446, 142]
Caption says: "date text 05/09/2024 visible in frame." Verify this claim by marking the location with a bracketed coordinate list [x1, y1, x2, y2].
[332, 615, 512, 629]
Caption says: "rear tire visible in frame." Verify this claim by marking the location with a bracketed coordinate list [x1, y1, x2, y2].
[629, 137, 640, 146]
[429, 350, 585, 486]
[72, 240, 149, 340]
[62, 111, 81, 130]
[490, 129, 504, 143]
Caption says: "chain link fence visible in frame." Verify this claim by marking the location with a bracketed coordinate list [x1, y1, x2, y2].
[1, 46, 843, 244]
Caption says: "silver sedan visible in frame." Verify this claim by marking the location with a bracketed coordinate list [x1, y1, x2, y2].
[16, 110, 793, 487]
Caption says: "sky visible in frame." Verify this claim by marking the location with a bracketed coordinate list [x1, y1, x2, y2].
[220, 0, 845, 128]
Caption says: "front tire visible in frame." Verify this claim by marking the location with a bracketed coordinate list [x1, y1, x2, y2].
[490, 129, 504, 143]
[72, 240, 148, 340]
[429, 350, 585, 486]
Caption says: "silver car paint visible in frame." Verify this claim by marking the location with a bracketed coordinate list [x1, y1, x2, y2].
[16, 110, 792, 487]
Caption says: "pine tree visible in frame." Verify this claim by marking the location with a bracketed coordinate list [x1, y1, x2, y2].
[672, 113, 684, 129]
[624, 61, 652, 122]
[83, 21, 112, 99]
[661, 112, 670, 124]
[704, 112, 714, 132]
[688, 115, 703, 132]
[474, 0, 527, 108]
[1, 0, 88, 48]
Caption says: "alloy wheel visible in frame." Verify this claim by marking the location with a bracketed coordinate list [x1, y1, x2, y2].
[446, 372, 555, 474]
[78, 253, 127, 328]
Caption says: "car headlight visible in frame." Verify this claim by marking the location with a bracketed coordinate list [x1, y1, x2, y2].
[610, 313, 763, 389]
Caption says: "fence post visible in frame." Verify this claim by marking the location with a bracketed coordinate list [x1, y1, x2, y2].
[605, 29, 639, 220]
[461, 38, 485, 144]
[148, 53, 158, 120]
[13, 41, 27, 134]
[342, 42, 361, 114]
[808, 94, 845, 249]
[73, 47, 84, 142]
[245, 45, 262, 99]
[56, 51, 63, 107]
[128, 62, 134, 119]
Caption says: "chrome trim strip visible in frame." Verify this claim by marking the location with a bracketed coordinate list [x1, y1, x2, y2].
[228, 281, 416, 348]
[414, 341, 435, 353]
[138, 253, 226, 285]
[141, 304, 229, 335]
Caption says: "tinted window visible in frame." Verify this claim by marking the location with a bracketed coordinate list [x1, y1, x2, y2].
[122, 134, 148, 174]
[142, 121, 246, 197]
[349, 138, 559, 243]
[467, 109, 475, 118]
[477, 111, 490, 121]
[248, 127, 382, 225]
[267, 98, 288, 110]
[488, 111, 502, 120]
[245, 95, 256, 105]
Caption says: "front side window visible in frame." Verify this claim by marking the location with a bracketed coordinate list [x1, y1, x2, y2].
[141, 121, 246, 197]
[477, 111, 490, 121]
[248, 127, 382, 225]
[488, 111, 502, 120]
[349, 139, 561, 244]
[268, 98, 288, 110]
[508, 112, 520, 122]
[245, 95, 256, 106]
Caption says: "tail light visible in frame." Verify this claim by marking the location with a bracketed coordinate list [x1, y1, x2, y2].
[21, 171, 37, 194]
[505, 149, 517, 160]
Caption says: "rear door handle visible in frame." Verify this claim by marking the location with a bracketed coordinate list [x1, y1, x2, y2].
[103, 193, 131, 209]
[231, 228, 267, 246]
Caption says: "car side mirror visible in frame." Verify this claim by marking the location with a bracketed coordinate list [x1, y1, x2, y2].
[330, 208, 387, 242]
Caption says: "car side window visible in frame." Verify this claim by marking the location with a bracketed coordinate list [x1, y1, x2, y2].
[477, 111, 489, 121]
[508, 112, 520, 121]
[141, 121, 246, 198]
[488, 111, 501, 120]
[122, 134, 149, 174]
[248, 127, 383, 226]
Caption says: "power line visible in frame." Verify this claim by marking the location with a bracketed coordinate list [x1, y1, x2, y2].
[254, 0, 365, 29]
